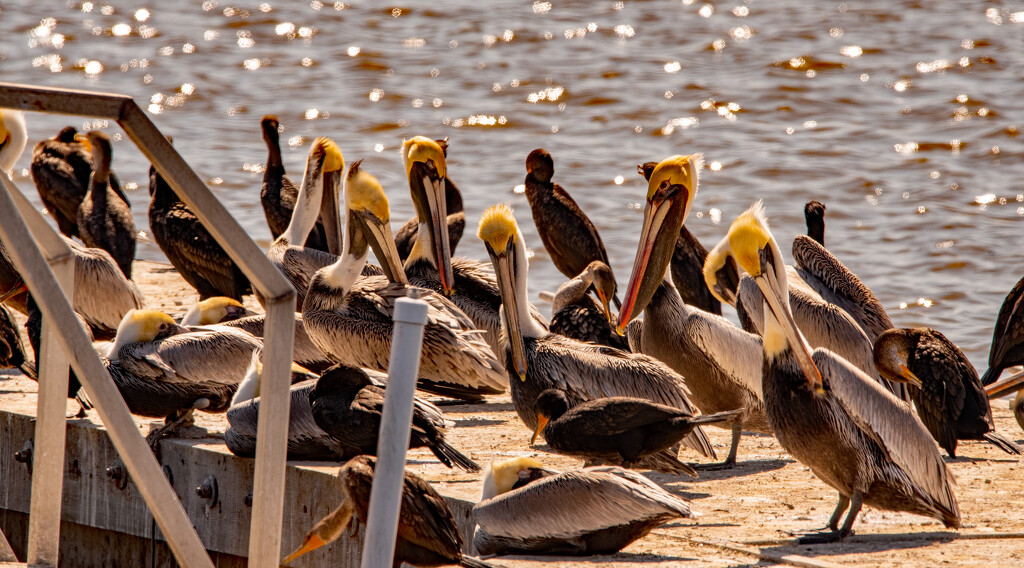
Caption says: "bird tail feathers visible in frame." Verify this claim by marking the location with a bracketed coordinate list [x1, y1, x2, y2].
[983, 431, 1022, 455]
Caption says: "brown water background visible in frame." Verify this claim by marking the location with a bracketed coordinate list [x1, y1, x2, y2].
[2, 1, 1023, 370]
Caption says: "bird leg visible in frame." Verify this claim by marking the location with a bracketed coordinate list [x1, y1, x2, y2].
[796, 492, 859, 544]
[693, 418, 743, 471]
[145, 399, 211, 452]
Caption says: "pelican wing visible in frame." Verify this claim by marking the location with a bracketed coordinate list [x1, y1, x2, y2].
[68, 240, 145, 334]
[473, 467, 690, 540]
[222, 314, 330, 370]
[680, 308, 763, 400]
[814, 350, 959, 515]
[119, 327, 262, 385]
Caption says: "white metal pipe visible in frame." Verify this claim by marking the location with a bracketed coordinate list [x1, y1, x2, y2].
[360, 297, 429, 568]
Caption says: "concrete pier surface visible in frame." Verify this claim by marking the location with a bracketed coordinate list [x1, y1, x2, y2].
[1, 260, 1023, 567]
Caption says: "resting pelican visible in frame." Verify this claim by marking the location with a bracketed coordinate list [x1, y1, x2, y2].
[549, 261, 627, 350]
[303, 161, 506, 399]
[282, 455, 493, 568]
[261, 137, 343, 310]
[150, 164, 251, 300]
[180, 297, 253, 326]
[617, 155, 769, 469]
[980, 274, 1024, 386]
[477, 203, 715, 464]
[259, 115, 330, 251]
[986, 371, 1024, 433]
[874, 327, 1020, 457]
[804, 200, 826, 246]
[524, 148, 619, 307]
[76, 131, 135, 279]
[720, 202, 959, 543]
[473, 457, 691, 556]
[395, 138, 465, 260]
[0, 109, 27, 176]
[106, 309, 263, 443]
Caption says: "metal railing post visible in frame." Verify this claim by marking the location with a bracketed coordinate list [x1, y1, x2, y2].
[360, 297, 429, 568]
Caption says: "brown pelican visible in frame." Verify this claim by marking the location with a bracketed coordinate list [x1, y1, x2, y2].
[548, 261, 628, 350]
[804, 200, 826, 246]
[981, 274, 1024, 386]
[180, 297, 253, 326]
[617, 155, 770, 469]
[106, 309, 263, 443]
[76, 131, 136, 279]
[473, 457, 691, 556]
[261, 137, 343, 310]
[524, 148, 619, 307]
[874, 327, 1020, 457]
[303, 161, 506, 399]
[150, 164, 252, 300]
[986, 371, 1024, 433]
[395, 138, 465, 260]
[532, 388, 741, 475]
[31, 126, 130, 239]
[259, 115, 330, 251]
[283, 455, 492, 567]
[719, 202, 959, 543]
[477, 203, 715, 464]
[309, 364, 480, 471]
[0, 109, 27, 175]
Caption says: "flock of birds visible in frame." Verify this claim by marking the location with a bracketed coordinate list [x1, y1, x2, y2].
[2, 106, 1024, 566]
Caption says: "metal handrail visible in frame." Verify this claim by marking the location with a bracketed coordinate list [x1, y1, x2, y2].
[0, 82, 296, 568]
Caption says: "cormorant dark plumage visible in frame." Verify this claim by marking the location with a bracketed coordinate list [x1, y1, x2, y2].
[24, 296, 93, 416]
[524, 149, 618, 307]
[76, 131, 135, 279]
[875, 327, 1020, 457]
[283, 455, 493, 568]
[0, 303, 25, 371]
[805, 200, 826, 246]
[549, 261, 627, 350]
[149, 165, 251, 300]
[309, 365, 480, 471]
[981, 273, 1024, 386]
[259, 115, 330, 251]
[532, 389, 741, 476]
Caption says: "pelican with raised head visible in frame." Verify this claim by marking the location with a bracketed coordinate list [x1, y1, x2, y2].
[473, 457, 691, 556]
[77, 131, 136, 279]
[302, 161, 506, 399]
[478, 203, 715, 468]
[394, 138, 466, 260]
[262, 137, 343, 310]
[719, 202, 959, 543]
[617, 155, 769, 470]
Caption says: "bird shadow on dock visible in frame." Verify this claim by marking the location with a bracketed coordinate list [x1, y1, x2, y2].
[685, 457, 792, 483]
[453, 417, 507, 428]
[440, 401, 515, 414]
[494, 551, 700, 564]
[757, 530, 957, 558]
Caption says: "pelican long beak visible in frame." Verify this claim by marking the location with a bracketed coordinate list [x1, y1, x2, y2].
[357, 210, 408, 285]
[320, 169, 342, 256]
[752, 265, 824, 392]
[410, 162, 454, 295]
[616, 194, 682, 333]
[986, 369, 1024, 399]
[489, 242, 527, 381]
[0, 280, 27, 304]
[897, 364, 924, 388]
[530, 413, 549, 445]
[282, 500, 353, 564]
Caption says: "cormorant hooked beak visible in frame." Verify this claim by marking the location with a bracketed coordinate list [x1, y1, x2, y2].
[530, 413, 549, 445]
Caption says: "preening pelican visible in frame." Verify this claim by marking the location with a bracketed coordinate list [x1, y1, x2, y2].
[302, 161, 506, 399]
[0, 109, 27, 176]
[259, 115, 330, 251]
[150, 164, 252, 300]
[981, 273, 1024, 386]
[617, 155, 769, 469]
[548, 261, 627, 350]
[720, 202, 959, 543]
[473, 457, 691, 556]
[395, 138, 465, 260]
[524, 148, 619, 307]
[282, 455, 493, 568]
[261, 137, 343, 310]
[477, 203, 715, 464]
[874, 327, 1020, 457]
[804, 200, 826, 246]
[76, 131, 136, 279]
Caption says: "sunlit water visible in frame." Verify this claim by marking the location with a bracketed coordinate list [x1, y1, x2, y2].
[2, 1, 1023, 370]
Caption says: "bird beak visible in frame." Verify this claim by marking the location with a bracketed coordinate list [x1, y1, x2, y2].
[530, 414, 549, 445]
[704, 236, 740, 306]
[897, 364, 924, 388]
[409, 161, 453, 295]
[282, 500, 353, 564]
[985, 369, 1024, 399]
[282, 533, 326, 564]
[751, 263, 824, 393]
[357, 210, 408, 285]
[617, 189, 687, 333]
[0, 280, 27, 304]
[595, 289, 613, 325]
[320, 169, 342, 256]
[488, 241, 527, 381]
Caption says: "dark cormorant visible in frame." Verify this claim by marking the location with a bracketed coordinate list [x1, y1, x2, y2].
[76, 131, 135, 279]
[259, 115, 330, 251]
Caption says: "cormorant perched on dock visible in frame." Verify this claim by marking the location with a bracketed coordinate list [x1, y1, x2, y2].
[981, 273, 1024, 386]
[805, 200, 826, 246]
[874, 327, 1020, 457]
[259, 115, 330, 251]
[549, 261, 628, 350]
[149, 164, 252, 300]
[308, 365, 480, 471]
[283, 455, 493, 568]
[76, 131, 135, 279]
